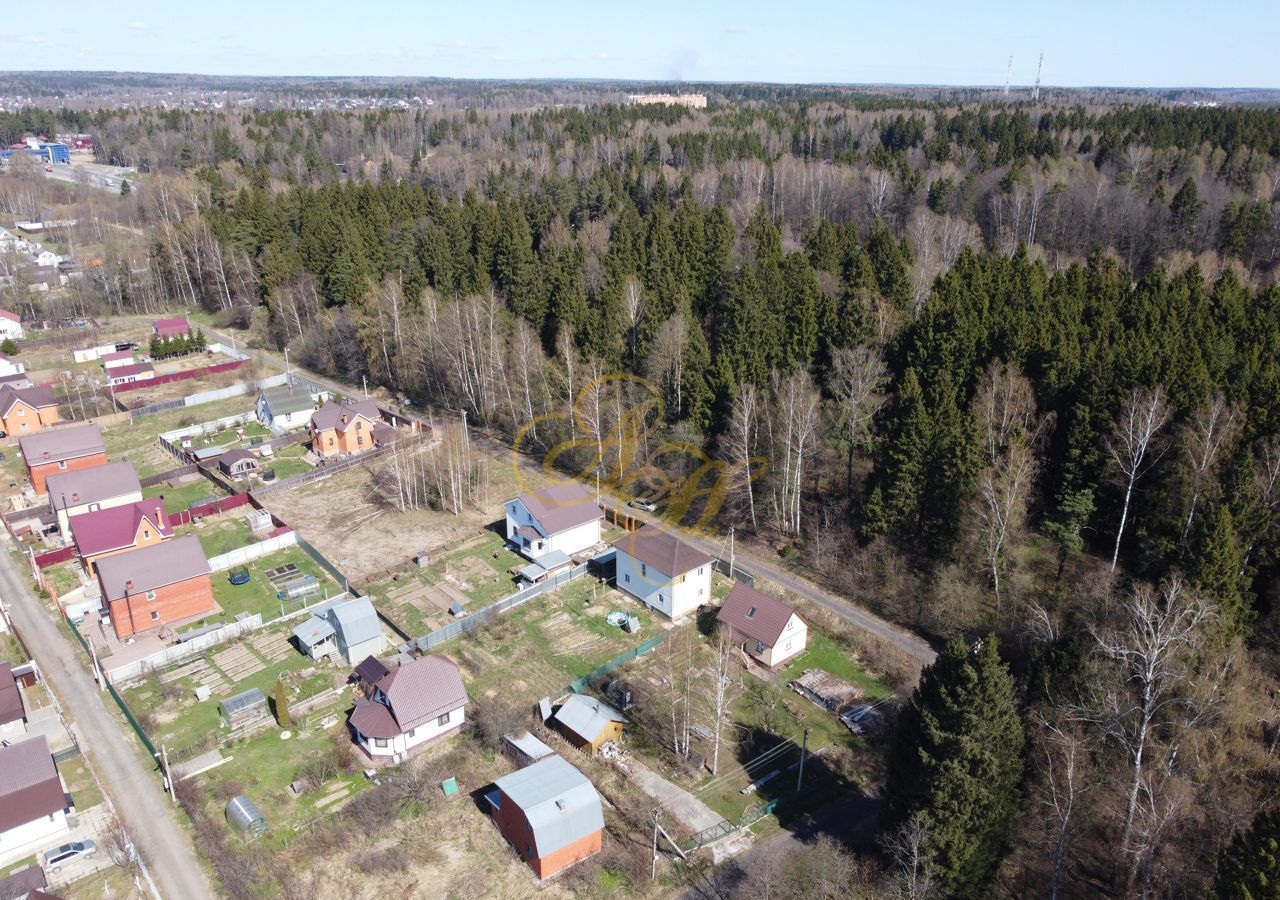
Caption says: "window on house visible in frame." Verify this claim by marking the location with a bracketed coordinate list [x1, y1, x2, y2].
[16, 408, 23, 416]
[355, 421, 362, 430]
[145, 590, 157, 601]
[698, 587, 704, 596]
[406, 729, 416, 739]
[151, 611, 161, 621]
[437, 711, 451, 727]
[624, 573, 630, 583]
[746, 607, 757, 619]
[640, 562, 647, 577]
[755, 641, 765, 654]
[143, 530, 150, 539]
[357, 435, 364, 447]
[328, 436, 335, 446]
[19, 423, 27, 431]
[89, 503, 100, 512]
[374, 737, 388, 748]
[57, 460, 67, 469]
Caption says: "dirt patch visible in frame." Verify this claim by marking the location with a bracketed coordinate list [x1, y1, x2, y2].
[261, 456, 535, 584]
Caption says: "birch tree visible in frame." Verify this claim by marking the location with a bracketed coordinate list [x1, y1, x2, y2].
[1106, 385, 1170, 573]
[707, 627, 744, 776]
[719, 382, 763, 531]
[1178, 393, 1237, 550]
[828, 346, 888, 497]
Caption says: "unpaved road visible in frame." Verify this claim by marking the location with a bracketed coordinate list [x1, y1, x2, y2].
[0, 540, 215, 900]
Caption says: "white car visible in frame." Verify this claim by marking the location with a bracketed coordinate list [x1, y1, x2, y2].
[43, 839, 96, 873]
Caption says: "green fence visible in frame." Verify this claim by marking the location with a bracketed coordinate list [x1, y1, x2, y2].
[63, 616, 160, 765]
[567, 632, 667, 695]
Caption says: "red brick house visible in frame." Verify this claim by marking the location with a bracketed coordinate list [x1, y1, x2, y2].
[95, 535, 213, 639]
[17, 423, 107, 494]
[486, 754, 604, 879]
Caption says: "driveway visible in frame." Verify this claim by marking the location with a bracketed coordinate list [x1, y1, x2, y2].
[0, 540, 215, 900]
[616, 758, 727, 835]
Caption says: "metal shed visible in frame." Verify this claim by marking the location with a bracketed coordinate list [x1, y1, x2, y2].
[225, 794, 267, 840]
[220, 688, 268, 728]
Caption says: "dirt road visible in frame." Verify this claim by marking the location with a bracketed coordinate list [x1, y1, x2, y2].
[0, 541, 215, 900]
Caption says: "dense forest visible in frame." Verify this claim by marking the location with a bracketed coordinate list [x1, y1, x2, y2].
[7, 90, 1280, 897]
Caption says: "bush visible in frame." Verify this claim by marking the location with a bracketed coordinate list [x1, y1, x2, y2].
[356, 846, 408, 875]
[468, 695, 524, 751]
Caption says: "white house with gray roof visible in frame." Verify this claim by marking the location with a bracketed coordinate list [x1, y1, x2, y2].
[47, 460, 143, 535]
[348, 654, 467, 763]
[256, 383, 318, 434]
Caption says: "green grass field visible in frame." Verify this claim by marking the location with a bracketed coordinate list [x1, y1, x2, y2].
[208, 543, 340, 624]
[143, 477, 226, 516]
[58, 754, 104, 811]
[101, 398, 257, 478]
[182, 514, 256, 558]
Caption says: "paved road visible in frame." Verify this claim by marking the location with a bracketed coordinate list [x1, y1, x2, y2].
[208, 328, 937, 668]
[0, 542, 215, 900]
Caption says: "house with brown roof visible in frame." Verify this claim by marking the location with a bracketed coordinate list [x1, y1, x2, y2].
[308, 399, 382, 459]
[0, 385, 58, 437]
[505, 481, 603, 563]
[152, 316, 190, 339]
[46, 461, 142, 536]
[715, 582, 808, 669]
[611, 524, 713, 619]
[95, 535, 213, 639]
[0, 736, 68, 860]
[68, 499, 171, 575]
[348, 654, 467, 763]
[216, 448, 259, 479]
[18, 423, 106, 494]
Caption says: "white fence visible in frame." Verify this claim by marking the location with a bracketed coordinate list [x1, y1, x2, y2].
[206, 530, 298, 572]
[72, 343, 119, 363]
[159, 410, 257, 445]
[105, 614, 264, 684]
[208, 342, 251, 362]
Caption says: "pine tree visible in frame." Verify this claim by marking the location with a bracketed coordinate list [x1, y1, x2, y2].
[119, 179, 131, 196]
[1214, 806, 1280, 900]
[273, 678, 292, 728]
[884, 636, 1025, 900]
[0, 338, 16, 356]
[863, 369, 930, 539]
[1190, 502, 1251, 637]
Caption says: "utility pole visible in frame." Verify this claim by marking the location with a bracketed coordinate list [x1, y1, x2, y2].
[283, 347, 291, 381]
[161, 744, 174, 803]
[728, 526, 735, 578]
[361, 374, 368, 399]
[651, 808, 660, 881]
[1033, 52, 1044, 102]
[796, 727, 810, 793]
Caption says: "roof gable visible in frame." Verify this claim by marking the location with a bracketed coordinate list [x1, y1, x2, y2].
[310, 399, 380, 433]
[513, 480, 603, 535]
[47, 461, 141, 511]
[611, 524, 713, 578]
[69, 499, 170, 557]
[716, 581, 800, 648]
[553, 693, 625, 743]
[18, 422, 104, 464]
[375, 655, 468, 732]
[95, 535, 210, 602]
[494, 755, 603, 858]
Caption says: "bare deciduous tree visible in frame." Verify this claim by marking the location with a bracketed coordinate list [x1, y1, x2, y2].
[828, 346, 888, 496]
[1178, 393, 1238, 549]
[707, 627, 744, 776]
[1106, 385, 1170, 572]
[880, 812, 938, 900]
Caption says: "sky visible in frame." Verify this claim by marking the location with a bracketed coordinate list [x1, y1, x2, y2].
[7, 0, 1278, 88]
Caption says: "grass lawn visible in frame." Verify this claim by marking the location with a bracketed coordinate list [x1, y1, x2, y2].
[59, 754, 104, 810]
[207, 543, 340, 624]
[781, 631, 894, 699]
[142, 477, 226, 516]
[263, 454, 311, 480]
[185, 419, 269, 454]
[63, 866, 141, 900]
[443, 575, 662, 702]
[0, 448, 29, 496]
[0, 856, 37, 878]
[42, 561, 83, 597]
[0, 631, 27, 665]
[365, 527, 525, 638]
[124, 634, 337, 753]
[180, 514, 256, 558]
[100, 398, 257, 478]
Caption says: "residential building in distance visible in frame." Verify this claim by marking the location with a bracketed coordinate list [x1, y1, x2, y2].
[486, 754, 605, 879]
[46, 461, 143, 535]
[348, 654, 467, 763]
[256, 382, 316, 433]
[505, 481, 603, 563]
[0, 385, 59, 437]
[0, 736, 69, 860]
[0, 308, 24, 340]
[611, 524, 713, 619]
[104, 362, 155, 387]
[0, 353, 24, 377]
[628, 92, 708, 109]
[216, 448, 259, 480]
[68, 499, 171, 575]
[715, 581, 808, 668]
[95, 535, 214, 639]
[291, 596, 386, 665]
[552, 693, 626, 754]
[98, 350, 134, 371]
[18, 423, 107, 494]
[152, 316, 191, 339]
[308, 398, 383, 458]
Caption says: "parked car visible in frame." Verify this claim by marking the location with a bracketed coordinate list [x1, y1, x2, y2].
[628, 497, 657, 512]
[44, 839, 96, 872]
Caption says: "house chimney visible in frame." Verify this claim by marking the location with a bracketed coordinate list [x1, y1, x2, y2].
[341, 415, 348, 425]
[125, 580, 134, 591]
[71, 492, 79, 502]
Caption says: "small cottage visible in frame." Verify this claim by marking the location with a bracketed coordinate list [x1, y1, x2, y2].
[611, 524, 713, 620]
[349, 655, 468, 763]
[715, 581, 808, 668]
[217, 448, 260, 479]
[552, 693, 625, 754]
[0, 737, 68, 859]
[486, 754, 604, 879]
[292, 596, 386, 665]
